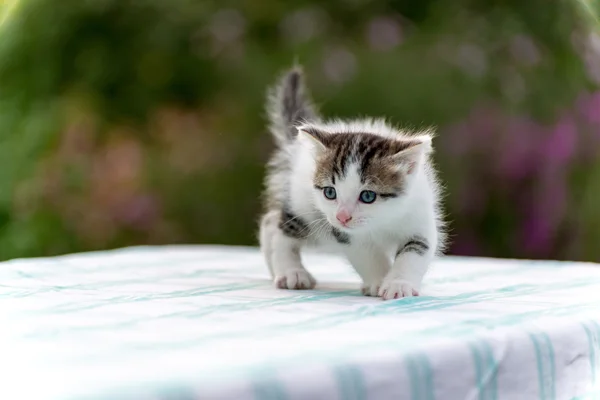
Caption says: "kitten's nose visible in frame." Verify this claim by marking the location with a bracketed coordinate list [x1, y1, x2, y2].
[336, 210, 353, 225]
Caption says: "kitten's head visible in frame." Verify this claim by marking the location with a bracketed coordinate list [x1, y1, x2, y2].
[297, 122, 432, 232]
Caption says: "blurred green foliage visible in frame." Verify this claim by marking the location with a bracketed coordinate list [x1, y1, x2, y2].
[0, 0, 598, 260]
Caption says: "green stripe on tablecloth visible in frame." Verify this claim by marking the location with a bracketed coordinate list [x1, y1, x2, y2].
[594, 321, 600, 386]
[481, 340, 498, 400]
[529, 332, 555, 400]
[540, 332, 556, 400]
[584, 320, 600, 389]
[529, 333, 546, 399]
[583, 323, 597, 386]
[406, 354, 423, 400]
[407, 353, 435, 400]
[468, 340, 497, 400]
[418, 353, 435, 400]
[155, 385, 197, 400]
[334, 365, 366, 400]
[469, 341, 485, 400]
[253, 379, 288, 400]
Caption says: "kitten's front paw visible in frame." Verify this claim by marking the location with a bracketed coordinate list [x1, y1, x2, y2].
[274, 269, 316, 290]
[378, 279, 419, 300]
[360, 282, 381, 297]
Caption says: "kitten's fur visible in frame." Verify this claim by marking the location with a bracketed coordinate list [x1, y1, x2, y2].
[259, 67, 446, 300]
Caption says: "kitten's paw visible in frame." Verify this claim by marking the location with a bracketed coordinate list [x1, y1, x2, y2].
[378, 279, 419, 300]
[360, 282, 381, 297]
[274, 269, 316, 290]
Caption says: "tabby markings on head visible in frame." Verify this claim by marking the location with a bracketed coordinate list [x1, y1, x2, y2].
[309, 130, 419, 196]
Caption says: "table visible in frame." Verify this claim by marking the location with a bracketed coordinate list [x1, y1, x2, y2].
[1, 245, 599, 399]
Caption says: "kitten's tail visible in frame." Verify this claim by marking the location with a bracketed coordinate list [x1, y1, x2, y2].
[266, 66, 319, 147]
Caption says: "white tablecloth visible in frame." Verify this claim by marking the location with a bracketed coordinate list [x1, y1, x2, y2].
[1, 245, 600, 399]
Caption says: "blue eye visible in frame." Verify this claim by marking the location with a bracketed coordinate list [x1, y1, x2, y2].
[359, 190, 377, 204]
[323, 187, 337, 200]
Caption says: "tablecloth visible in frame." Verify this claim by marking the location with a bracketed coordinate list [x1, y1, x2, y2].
[1, 245, 600, 399]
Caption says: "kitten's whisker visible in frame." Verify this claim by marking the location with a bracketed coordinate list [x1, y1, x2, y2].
[296, 217, 328, 236]
[309, 219, 331, 241]
[304, 219, 327, 240]
[303, 217, 327, 228]
[281, 210, 322, 226]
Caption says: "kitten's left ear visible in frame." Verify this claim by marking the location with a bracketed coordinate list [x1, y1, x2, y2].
[297, 125, 331, 151]
[391, 135, 433, 174]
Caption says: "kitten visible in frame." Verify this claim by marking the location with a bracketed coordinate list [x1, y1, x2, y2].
[259, 66, 446, 300]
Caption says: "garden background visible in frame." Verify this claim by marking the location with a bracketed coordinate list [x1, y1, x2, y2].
[0, 0, 599, 261]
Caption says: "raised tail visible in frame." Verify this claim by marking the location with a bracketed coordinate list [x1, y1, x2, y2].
[266, 66, 319, 147]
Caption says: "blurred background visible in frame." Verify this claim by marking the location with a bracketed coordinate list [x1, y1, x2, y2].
[0, 0, 598, 261]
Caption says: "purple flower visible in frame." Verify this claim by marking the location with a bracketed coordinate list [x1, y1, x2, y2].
[116, 195, 160, 230]
[495, 115, 543, 181]
[578, 91, 600, 125]
[543, 114, 577, 165]
[538, 170, 567, 222]
[521, 213, 554, 255]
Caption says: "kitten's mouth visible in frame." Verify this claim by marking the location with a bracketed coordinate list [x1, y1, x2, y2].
[337, 219, 369, 232]
[333, 221, 357, 231]
[328, 218, 352, 231]
[328, 216, 366, 231]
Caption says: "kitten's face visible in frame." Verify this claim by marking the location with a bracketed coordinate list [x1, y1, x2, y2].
[299, 127, 430, 232]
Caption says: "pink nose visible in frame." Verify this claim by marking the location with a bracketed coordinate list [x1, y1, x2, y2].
[336, 210, 353, 225]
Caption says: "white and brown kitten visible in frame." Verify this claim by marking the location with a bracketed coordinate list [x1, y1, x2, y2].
[259, 67, 446, 300]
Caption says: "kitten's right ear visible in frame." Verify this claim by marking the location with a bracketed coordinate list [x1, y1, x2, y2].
[297, 125, 331, 151]
[390, 134, 433, 174]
